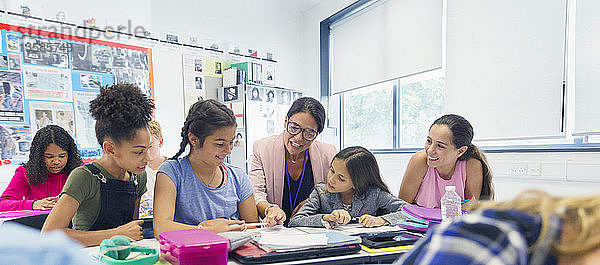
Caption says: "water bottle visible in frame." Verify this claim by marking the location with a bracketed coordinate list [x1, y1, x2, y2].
[441, 186, 461, 223]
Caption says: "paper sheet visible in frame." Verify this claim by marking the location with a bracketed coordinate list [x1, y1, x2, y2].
[258, 234, 328, 247]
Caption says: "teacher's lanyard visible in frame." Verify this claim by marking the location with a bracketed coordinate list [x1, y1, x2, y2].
[285, 150, 308, 212]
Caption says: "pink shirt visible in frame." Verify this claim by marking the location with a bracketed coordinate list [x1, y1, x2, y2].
[0, 166, 68, 211]
[413, 160, 466, 208]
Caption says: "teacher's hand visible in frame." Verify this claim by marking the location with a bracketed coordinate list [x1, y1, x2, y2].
[265, 206, 286, 227]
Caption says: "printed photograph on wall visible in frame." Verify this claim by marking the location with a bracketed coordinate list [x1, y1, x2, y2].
[91, 45, 113, 73]
[194, 59, 202, 72]
[71, 43, 92, 71]
[276, 90, 291, 105]
[265, 89, 275, 103]
[113, 67, 151, 96]
[0, 55, 8, 69]
[80, 73, 102, 89]
[22, 36, 70, 68]
[6, 33, 20, 53]
[73, 91, 100, 154]
[292, 92, 302, 102]
[0, 70, 24, 122]
[23, 66, 72, 101]
[29, 101, 75, 135]
[224, 86, 239, 102]
[8, 53, 21, 71]
[249, 86, 263, 101]
[112, 47, 149, 70]
[195, 76, 202, 90]
[0, 124, 30, 160]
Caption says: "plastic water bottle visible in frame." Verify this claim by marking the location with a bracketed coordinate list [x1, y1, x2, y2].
[441, 186, 462, 223]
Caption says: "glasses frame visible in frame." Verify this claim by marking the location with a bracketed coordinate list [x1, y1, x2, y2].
[286, 121, 318, 141]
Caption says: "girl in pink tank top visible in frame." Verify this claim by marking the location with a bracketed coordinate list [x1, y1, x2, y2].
[398, 114, 494, 210]
[413, 160, 467, 208]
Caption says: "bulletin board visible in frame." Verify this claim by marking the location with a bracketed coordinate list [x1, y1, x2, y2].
[0, 22, 154, 164]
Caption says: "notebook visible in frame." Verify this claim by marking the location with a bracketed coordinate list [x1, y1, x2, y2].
[0, 210, 51, 229]
[231, 231, 362, 264]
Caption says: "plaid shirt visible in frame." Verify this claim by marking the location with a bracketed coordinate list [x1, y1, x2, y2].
[394, 209, 561, 265]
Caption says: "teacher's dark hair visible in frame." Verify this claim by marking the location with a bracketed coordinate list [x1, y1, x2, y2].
[171, 99, 236, 159]
[432, 114, 494, 200]
[286, 97, 326, 133]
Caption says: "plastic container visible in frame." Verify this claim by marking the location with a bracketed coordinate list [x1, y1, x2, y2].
[440, 186, 462, 223]
[158, 229, 229, 265]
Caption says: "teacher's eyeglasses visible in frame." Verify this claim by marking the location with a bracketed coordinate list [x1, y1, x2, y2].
[286, 122, 318, 141]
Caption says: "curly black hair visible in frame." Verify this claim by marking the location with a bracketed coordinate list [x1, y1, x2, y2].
[89, 84, 154, 146]
[24, 125, 82, 186]
[171, 99, 236, 159]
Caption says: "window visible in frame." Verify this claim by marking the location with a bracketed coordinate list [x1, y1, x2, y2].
[323, 0, 600, 152]
[342, 81, 394, 149]
[399, 71, 445, 147]
[340, 70, 444, 149]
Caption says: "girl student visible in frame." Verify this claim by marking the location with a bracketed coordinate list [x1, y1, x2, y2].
[138, 120, 168, 217]
[153, 99, 258, 235]
[289, 146, 409, 228]
[398, 114, 494, 209]
[42, 84, 154, 246]
[0, 125, 82, 211]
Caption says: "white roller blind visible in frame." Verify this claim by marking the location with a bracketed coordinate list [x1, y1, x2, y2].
[330, 0, 442, 94]
[445, 0, 566, 140]
[574, 0, 600, 134]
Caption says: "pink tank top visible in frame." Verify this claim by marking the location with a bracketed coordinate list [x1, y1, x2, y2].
[413, 160, 467, 208]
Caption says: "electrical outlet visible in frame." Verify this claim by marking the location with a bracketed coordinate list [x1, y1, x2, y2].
[528, 163, 542, 176]
[511, 164, 527, 176]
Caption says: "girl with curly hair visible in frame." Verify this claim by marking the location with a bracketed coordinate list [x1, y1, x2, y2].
[42, 84, 154, 246]
[0, 125, 82, 211]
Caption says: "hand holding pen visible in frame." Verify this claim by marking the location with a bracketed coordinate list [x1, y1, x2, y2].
[264, 205, 286, 227]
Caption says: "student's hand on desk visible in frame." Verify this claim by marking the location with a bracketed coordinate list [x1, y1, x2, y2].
[324, 210, 351, 225]
[358, 214, 388, 228]
[115, 220, 143, 241]
[200, 218, 246, 233]
[32, 196, 58, 210]
[265, 207, 286, 227]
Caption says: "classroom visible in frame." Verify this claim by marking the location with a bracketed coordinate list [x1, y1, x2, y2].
[0, 0, 599, 264]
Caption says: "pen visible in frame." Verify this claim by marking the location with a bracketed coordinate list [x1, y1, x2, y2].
[461, 199, 471, 204]
[229, 222, 267, 227]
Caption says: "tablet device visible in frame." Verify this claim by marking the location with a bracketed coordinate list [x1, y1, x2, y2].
[360, 231, 422, 249]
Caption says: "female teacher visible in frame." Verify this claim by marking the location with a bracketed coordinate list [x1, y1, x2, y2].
[249, 97, 336, 226]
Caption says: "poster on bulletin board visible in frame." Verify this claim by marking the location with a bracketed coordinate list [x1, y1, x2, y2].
[0, 23, 154, 164]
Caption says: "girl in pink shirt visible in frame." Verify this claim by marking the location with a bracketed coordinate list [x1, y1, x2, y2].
[398, 114, 494, 209]
[0, 125, 82, 211]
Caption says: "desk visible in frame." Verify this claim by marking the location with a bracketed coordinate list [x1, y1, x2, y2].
[84, 227, 408, 265]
